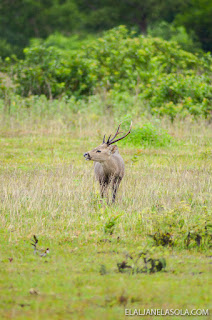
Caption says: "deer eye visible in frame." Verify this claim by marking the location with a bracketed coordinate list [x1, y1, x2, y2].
[96, 150, 101, 153]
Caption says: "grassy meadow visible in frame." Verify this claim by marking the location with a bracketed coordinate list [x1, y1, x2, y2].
[0, 102, 212, 320]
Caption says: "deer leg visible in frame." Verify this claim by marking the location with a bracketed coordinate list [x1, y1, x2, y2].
[112, 178, 121, 203]
[100, 182, 108, 199]
[100, 183, 105, 198]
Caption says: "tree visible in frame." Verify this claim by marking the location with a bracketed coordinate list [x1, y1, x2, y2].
[175, 0, 212, 51]
[0, 0, 81, 57]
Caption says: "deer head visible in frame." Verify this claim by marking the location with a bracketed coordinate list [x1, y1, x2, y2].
[83, 122, 132, 162]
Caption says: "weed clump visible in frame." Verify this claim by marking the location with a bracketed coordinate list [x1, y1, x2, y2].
[104, 215, 121, 235]
[149, 231, 173, 247]
[148, 208, 212, 250]
[121, 122, 173, 147]
[117, 251, 166, 274]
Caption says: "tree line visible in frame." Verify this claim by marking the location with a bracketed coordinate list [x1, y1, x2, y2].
[0, 0, 211, 58]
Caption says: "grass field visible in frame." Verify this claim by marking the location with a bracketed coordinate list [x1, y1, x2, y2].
[0, 112, 212, 320]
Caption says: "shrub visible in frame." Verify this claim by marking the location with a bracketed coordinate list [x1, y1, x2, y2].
[0, 38, 15, 59]
[141, 73, 212, 120]
[3, 26, 212, 119]
[147, 21, 202, 53]
[148, 204, 212, 250]
[121, 122, 173, 148]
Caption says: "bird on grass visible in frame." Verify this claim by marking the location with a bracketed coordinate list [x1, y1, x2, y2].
[31, 235, 50, 257]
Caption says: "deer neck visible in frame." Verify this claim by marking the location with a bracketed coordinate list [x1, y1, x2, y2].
[102, 156, 116, 176]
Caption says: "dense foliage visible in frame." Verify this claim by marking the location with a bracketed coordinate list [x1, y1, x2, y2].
[0, 0, 211, 58]
[2, 26, 211, 120]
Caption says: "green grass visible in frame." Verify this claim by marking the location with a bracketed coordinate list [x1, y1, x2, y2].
[0, 113, 211, 319]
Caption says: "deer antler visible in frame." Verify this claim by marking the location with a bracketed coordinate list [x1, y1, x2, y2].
[106, 135, 112, 144]
[109, 124, 122, 142]
[107, 122, 132, 145]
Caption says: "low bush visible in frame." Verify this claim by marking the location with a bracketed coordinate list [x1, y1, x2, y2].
[147, 21, 202, 53]
[148, 205, 212, 250]
[1, 26, 212, 119]
[121, 122, 173, 148]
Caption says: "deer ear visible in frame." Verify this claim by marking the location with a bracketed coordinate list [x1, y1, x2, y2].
[109, 145, 118, 154]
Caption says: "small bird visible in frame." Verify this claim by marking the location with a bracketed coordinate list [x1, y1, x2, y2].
[31, 235, 50, 257]
[31, 235, 38, 255]
[39, 248, 50, 257]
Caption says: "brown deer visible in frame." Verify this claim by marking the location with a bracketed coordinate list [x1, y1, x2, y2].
[84, 122, 132, 203]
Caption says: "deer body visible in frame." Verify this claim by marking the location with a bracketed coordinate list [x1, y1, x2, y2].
[84, 123, 132, 203]
[94, 149, 125, 202]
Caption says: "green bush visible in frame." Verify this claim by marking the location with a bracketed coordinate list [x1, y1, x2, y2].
[140, 73, 212, 120]
[149, 210, 212, 250]
[0, 38, 16, 59]
[121, 122, 173, 147]
[30, 33, 96, 52]
[147, 21, 202, 53]
[3, 26, 212, 119]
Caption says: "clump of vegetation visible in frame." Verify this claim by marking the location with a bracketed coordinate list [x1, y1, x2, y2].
[117, 251, 166, 274]
[148, 207, 212, 250]
[142, 73, 212, 120]
[2, 26, 212, 120]
[104, 215, 121, 235]
[149, 231, 173, 247]
[147, 21, 202, 53]
[121, 122, 173, 147]
[185, 220, 212, 249]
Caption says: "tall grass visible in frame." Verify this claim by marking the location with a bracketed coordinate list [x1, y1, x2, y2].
[1, 103, 211, 246]
[0, 100, 211, 319]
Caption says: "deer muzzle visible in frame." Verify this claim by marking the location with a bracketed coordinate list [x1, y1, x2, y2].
[84, 152, 91, 161]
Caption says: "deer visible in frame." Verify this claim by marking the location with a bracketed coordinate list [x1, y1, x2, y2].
[83, 122, 132, 203]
